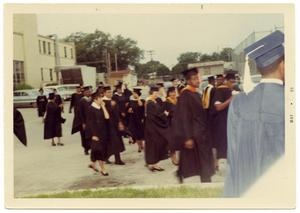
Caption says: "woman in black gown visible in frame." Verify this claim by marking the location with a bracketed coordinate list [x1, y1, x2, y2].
[144, 85, 169, 172]
[164, 86, 179, 165]
[36, 88, 47, 118]
[43, 93, 64, 146]
[127, 88, 145, 152]
[86, 89, 110, 176]
[102, 86, 126, 165]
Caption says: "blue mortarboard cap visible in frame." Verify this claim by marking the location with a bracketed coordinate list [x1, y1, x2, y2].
[244, 30, 284, 69]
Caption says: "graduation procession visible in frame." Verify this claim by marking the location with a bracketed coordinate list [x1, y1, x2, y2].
[12, 29, 286, 199]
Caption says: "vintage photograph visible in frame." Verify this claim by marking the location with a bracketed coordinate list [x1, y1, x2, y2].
[5, 3, 295, 209]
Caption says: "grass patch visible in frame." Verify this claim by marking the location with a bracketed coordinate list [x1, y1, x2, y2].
[26, 186, 223, 198]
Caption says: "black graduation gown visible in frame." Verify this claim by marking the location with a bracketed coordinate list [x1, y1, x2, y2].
[44, 102, 62, 139]
[78, 96, 92, 150]
[112, 93, 129, 125]
[164, 99, 177, 151]
[14, 108, 27, 146]
[36, 95, 47, 117]
[203, 86, 216, 149]
[69, 93, 83, 113]
[104, 99, 125, 157]
[212, 86, 232, 159]
[86, 104, 110, 161]
[144, 99, 169, 165]
[172, 89, 213, 180]
[127, 99, 145, 141]
[71, 93, 84, 134]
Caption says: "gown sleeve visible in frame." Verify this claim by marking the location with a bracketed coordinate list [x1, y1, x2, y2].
[223, 99, 239, 197]
[146, 101, 168, 128]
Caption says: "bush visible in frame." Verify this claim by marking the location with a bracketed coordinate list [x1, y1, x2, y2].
[14, 83, 34, 90]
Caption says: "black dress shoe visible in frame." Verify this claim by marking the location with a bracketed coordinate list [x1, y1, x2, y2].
[101, 171, 109, 176]
[88, 165, 99, 172]
[176, 171, 183, 184]
[106, 160, 112, 164]
[84, 150, 89, 155]
[149, 167, 164, 172]
[52, 142, 56, 146]
[115, 161, 125, 165]
[57, 143, 64, 146]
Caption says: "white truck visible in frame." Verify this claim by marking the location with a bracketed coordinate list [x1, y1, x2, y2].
[57, 65, 97, 90]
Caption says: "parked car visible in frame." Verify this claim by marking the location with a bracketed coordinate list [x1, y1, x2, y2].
[13, 89, 40, 108]
[43, 85, 71, 101]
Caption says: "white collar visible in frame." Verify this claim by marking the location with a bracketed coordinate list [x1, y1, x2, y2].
[103, 96, 111, 101]
[114, 92, 123, 96]
[91, 102, 101, 110]
[260, 78, 284, 85]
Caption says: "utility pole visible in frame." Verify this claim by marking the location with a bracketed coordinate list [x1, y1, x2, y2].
[146, 50, 155, 61]
[114, 52, 118, 72]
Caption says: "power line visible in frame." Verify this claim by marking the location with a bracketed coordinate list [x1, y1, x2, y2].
[146, 50, 155, 61]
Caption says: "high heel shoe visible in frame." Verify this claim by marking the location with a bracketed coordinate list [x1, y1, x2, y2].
[88, 165, 99, 172]
[101, 171, 109, 176]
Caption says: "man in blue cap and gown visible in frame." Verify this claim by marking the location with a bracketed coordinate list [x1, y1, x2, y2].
[224, 30, 285, 197]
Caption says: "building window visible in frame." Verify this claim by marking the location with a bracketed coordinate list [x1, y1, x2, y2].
[70, 48, 73, 59]
[41, 68, 44, 81]
[38, 40, 42, 53]
[48, 42, 51, 55]
[13, 60, 25, 86]
[50, 69, 53, 81]
[43, 41, 46, 54]
[64, 46, 67, 58]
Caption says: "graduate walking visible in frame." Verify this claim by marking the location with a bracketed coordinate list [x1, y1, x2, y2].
[127, 88, 145, 153]
[69, 86, 83, 114]
[43, 93, 64, 146]
[36, 88, 48, 118]
[164, 86, 179, 166]
[172, 68, 213, 183]
[102, 85, 126, 165]
[212, 73, 236, 163]
[144, 85, 169, 172]
[86, 90, 110, 176]
[77, 86, 92, 155]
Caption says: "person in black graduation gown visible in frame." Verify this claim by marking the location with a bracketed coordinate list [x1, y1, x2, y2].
[36, 88, 48, 118]
[172, 68, 213, 183]
[86, 89, 110, 176]
[102, 85, 126, 165]
[77, 86, 92, 155]
[43, 93, 64, 146]
[69, 86, 83, 113]
[212, 73, 236, 161]
[112, 83, 133, 143]
[53, 88, 64, 112]
[127, 88, 145, 153]
[202, 76, 218, 171]
[14, 107, 27, 146]
[144, 85, 169, 172]
[164, 86, 179, 166]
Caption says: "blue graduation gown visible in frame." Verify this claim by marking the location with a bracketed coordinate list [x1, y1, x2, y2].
[224, 82, 284, 197]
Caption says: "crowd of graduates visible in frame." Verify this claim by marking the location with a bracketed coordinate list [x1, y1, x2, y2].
[33, 68, 240, 182]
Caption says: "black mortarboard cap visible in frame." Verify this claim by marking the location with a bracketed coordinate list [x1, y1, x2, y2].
[133, 88, 142, 96]
[150, 85, 159, 92]
[244, 30, 284, 70]
[48, 93, 55, 100]
[156, 82, 164, 87]
[181, 67, 198, 79]
[103, 85, 111, 91]
[225, 73, 236, 80]
[208, 76, 215, 81]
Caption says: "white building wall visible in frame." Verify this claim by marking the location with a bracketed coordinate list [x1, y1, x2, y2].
[13, 14, 76, 88]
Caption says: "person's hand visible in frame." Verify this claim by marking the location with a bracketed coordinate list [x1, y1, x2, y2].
[164, 110, 169, 116]
[128, 108, 133, 113]
[121, 112, 126, 117]
[92, 136, 99, 141]
[111, 100, 117, 107]
[118, 122, 125, 131]
[184, 139, 194, 149]
[82, 124, 86, 130]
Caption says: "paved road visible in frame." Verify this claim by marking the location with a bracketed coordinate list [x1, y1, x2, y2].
[14, 102, 224, 197]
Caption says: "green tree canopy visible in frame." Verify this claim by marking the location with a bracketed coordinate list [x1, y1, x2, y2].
[135, 60, 170, 78]
[64, 30, 144, 72]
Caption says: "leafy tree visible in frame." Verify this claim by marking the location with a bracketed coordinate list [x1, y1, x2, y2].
[219, 48, 233, 62]
[135, 60, 170, 78]
[64, 30, 143, 72]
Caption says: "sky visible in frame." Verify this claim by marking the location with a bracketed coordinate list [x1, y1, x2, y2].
[37, 14, 283, 68]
